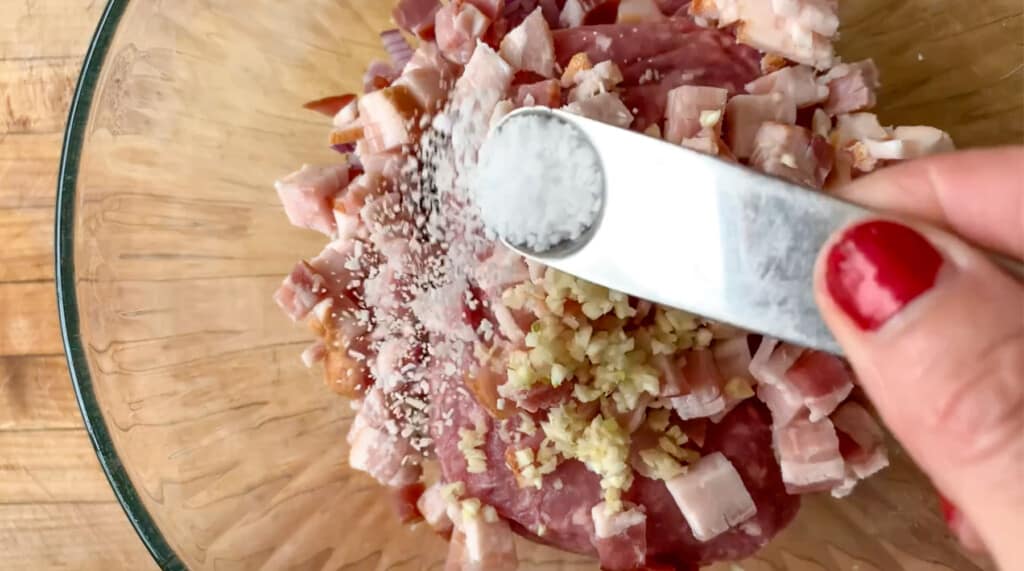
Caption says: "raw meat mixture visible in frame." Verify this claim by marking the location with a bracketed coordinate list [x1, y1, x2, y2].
[273, 1, 954, 569]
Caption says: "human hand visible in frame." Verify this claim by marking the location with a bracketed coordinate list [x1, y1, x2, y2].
[813, 148, 1024, 570]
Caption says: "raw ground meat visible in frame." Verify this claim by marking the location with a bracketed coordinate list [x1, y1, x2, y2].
[432, 351, 799, 567]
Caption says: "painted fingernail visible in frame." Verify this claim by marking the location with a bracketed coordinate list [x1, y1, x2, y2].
[939, 493, 986, 553]
[825, 220, 943, 330]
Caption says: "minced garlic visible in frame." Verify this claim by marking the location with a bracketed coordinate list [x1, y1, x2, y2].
[458, 422, 488, 474]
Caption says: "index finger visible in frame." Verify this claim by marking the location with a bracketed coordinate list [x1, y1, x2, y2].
[833, 147, 1024, 259]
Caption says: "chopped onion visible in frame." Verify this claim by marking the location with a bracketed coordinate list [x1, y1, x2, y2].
[380, 29, 415, 71]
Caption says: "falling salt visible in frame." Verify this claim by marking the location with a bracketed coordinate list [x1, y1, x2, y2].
[472, 114, 604, 252]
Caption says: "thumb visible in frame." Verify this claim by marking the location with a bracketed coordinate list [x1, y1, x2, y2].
[814, 218, 1024, 568]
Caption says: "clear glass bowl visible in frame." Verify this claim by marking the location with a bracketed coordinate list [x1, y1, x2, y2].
[57, 1, 1019, 569]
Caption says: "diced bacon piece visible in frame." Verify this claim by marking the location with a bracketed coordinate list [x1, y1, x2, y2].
[689, 0, 742, 26]
[654, 354, 687, 397]
[812, 107, 831, 136]
[275, 164, 350, 236]
[448, 506, 519, 571]
[560, 0, 618, 27]
[750, 122, 830, 188]
[436, 2, 492, 65]
[418, 482, 455, 535]
[321, 308, 374, 397]
[365, 60, 400, 94]
[301, 340, 327, 368]
[821, 59, 880, 116]
[833, 112, 888, 146]
[784, 350, 855, 421]
[591, 502, 648, 571]
[274, 261, 328, 321]
[773, 416, 845, 494]
[393, 0, 442, 39]
[680, 133, 727, 157]
[514, 79, 562, 107]
[405, 41, 463, 81]
[332, 97, 360, 128]
[757, 381, 805, 427]
[563, 92, 634, 128]
[862, 126, 955, 160]
[358, 85, 423, 153]
[772, 0, 839, 36]
[500, 8, 557, 78]
[745, 65, 828, 108]
[760, 53, 789, 74]
[748, 337, 804, 387]
[832, 402, 889, 480]
[665, 452, 757, 541]
[618, 0, 666, 23]
[392, 482, 427, 524]
[393, 67, 448, 112]
[734, 5, 836, 69]
[664, 85, 728, 144]
[724, 93, 796, 159]
[561, 52, 594, 86]
[454, 42, 515, 111]
[711, 337, 753, 383]
[569, 60, 624, 102]
[467, 0, 506, 19]
[671, 350, 726, 420]
[348, 389, 423, 486]
[328, 121, 365, 149]
[488, 99, 515, 133]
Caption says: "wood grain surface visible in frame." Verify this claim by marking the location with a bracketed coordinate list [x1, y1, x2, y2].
[0, 0, 156, 568]
[0, 1, 1020, 571]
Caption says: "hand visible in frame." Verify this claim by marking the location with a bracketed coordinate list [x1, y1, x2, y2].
[813, 148, 1024, 570]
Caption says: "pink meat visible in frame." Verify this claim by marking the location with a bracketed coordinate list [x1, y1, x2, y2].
[711, 337, 753, 383]
[750, 122, 830, 188]
[831, 401, 889, 485]
[744, 64, 829, 108]
[552, 18, 701, 67]
[671, 349, 727, 420]
[274, 261, 329, 322]
[592, 503, 648, 570]
[393, 0, 442, 39]
[500, 7, 557, 77]
[275, 164, 351, 236]
[756, 382, 805, 427]
[821, 59, 880, 116]
[627, 402, 801, 567]
[514, 79, 563, 107]
[665, 452, 757, 542]
[664, 85, 728, 144]
[772, 416, 845, 494]
[654, 353, 687, 397]
[436, 1, 493, 65]
[564, 92, 634, 128]
[559, 0, 621, 27]
[784, 350, 855, 421]
[434, 350, 800, 568]
[724, 94, 797, 159]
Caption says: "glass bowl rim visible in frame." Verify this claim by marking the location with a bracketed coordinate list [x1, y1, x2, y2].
[55, 0, 185, 568]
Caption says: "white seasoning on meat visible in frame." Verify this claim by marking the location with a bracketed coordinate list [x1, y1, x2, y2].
[472, 114, 604, 252]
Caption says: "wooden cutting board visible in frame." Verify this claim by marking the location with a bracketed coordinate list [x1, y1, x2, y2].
[0, 1, 1018, 570]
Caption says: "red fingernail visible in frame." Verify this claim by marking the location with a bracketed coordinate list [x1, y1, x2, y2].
[825, 220, 943, 331]
[938, 493, 957, 526]
[938, 493, 986, 553]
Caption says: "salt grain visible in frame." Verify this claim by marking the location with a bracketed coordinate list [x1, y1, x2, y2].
[472, 114, 604, 252]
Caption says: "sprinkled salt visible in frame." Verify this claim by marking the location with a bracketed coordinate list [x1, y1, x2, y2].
[472, 114, 604, 252]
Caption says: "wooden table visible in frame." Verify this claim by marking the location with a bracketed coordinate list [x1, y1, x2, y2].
[0, 1, 156, 568]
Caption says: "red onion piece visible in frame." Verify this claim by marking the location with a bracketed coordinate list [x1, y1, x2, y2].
[381, 29, 415, 71]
